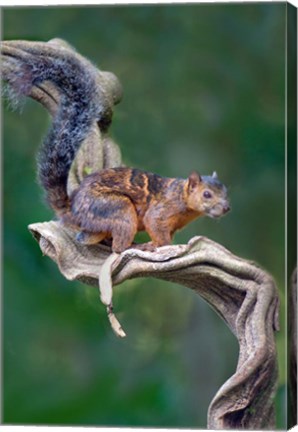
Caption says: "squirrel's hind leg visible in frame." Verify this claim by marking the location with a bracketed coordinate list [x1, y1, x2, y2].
[70, 192, 138, 253]
[110, 209, 138, 253]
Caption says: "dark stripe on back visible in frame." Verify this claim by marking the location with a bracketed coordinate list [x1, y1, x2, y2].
[147, 173, 163, 196]
[129, 169, 145, 189]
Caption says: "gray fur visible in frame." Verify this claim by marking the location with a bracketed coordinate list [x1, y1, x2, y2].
[201, 175, 227, 194]
[10, 54, 104, 211]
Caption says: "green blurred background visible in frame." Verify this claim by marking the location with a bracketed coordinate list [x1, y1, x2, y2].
[3, 3, 288, 428]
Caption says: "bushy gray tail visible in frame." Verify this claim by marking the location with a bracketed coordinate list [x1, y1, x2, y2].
[11, 55, 102, 213]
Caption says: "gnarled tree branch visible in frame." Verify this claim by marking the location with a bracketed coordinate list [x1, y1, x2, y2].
[2, 38, 280, 430]
[28, 221, 279, 430]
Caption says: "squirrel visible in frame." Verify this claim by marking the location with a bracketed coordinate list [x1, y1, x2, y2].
[7, 49, 230, 253]
[64, 168, 230, 252]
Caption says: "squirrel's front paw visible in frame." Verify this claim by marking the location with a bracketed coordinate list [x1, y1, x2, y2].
[129, 242, 157, 252]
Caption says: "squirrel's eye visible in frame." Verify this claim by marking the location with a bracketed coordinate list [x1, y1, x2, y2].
[203, 190, 212, 199]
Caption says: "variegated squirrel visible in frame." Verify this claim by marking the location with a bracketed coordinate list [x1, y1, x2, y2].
[8, 49, 230, 253]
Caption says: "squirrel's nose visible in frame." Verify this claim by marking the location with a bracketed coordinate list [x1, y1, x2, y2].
[223, 204, 230, 214]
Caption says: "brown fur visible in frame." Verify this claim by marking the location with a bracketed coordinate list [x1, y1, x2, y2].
[62, 167, 230, 253]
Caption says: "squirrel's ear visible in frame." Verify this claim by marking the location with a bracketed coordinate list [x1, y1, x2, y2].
[188, 171, 201, 192]
[212, 171, 218, 179]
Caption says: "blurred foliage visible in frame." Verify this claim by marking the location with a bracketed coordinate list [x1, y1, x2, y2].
[2, 3, 288, 428]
